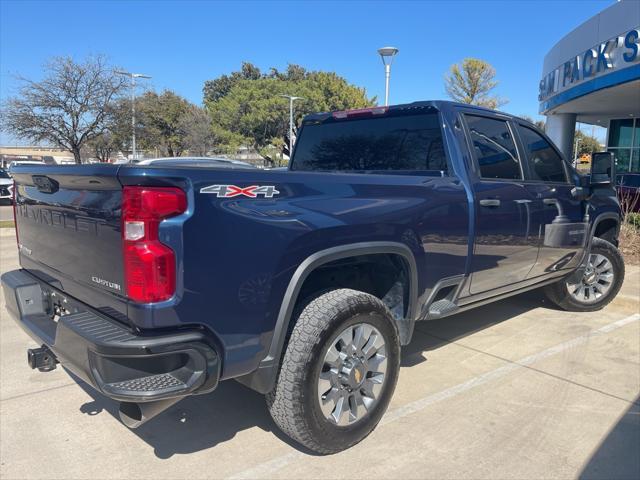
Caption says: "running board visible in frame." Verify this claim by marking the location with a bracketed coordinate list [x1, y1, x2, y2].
[423, 273, 570, 321]
[426, 299, 459, 319]
[421, 275, 465, 320]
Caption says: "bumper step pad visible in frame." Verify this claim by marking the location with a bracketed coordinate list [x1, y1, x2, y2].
[106, 373, 186, 393]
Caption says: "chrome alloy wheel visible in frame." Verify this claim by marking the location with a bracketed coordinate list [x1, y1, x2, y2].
[317, 323, 387, 426]
[567, 253, 615, 304]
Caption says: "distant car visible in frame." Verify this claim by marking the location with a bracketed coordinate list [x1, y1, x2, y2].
[0, 168, 13, 204]
[133, 157, 256, 169]
[616, 173, 640, 212]
[9, 160, 46, 168]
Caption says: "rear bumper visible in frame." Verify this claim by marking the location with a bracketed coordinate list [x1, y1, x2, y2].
[1, 269, 220, 402]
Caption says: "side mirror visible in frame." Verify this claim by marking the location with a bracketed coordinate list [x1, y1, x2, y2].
[590, 151, 615, 185]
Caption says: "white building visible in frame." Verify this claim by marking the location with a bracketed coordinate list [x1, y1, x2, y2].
[540, 0, 640, 173]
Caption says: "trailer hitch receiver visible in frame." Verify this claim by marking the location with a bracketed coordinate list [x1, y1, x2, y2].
[27, 346, 58, 372]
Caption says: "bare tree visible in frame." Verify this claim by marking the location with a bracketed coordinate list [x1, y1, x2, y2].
[1, 56, 127, 163]
[179, 105, 217, 156]
[445, 58, 507, 109]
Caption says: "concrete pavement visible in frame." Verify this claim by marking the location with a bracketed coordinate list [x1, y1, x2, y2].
[0, 205, 13, 222]
[0, 227, 638, 479]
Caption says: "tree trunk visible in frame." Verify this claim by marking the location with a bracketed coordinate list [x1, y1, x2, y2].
[72, 148, 82, 164]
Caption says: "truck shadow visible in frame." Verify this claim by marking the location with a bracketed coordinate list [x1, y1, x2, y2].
[401, 289, 546, 367]
[76, 289, 547, 458]
[578, 395, 640, 480]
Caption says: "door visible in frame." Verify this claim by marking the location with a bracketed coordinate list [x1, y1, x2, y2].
[464, 114, 539, 294]
[515, 123, 586, 277]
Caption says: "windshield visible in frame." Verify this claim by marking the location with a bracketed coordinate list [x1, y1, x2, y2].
[291, 112, 448, 173]
[0, 169, 11, 179]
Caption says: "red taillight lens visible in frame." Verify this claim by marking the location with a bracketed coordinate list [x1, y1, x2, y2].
[122, 186, 187, 303]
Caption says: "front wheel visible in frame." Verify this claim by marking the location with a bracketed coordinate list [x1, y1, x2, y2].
[266, 289, 400, 454]
[543, 237, 625, 312]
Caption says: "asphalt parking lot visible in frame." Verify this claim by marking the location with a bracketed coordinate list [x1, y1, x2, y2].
[1, 227, 639, 480]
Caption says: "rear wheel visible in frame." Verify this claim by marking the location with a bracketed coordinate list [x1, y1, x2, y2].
[266, 288, 400, 454]
[543, 237, 624, 312]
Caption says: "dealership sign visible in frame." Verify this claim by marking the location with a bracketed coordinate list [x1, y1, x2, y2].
[539, 28, 639, 102]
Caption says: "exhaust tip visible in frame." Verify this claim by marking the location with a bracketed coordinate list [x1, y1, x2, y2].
[118, 397, 182, 429]
[119, 402, 144, 428]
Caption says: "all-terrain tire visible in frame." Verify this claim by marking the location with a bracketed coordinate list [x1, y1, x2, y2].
[543, 237, 625, 312]
[266, 288, 400, 454]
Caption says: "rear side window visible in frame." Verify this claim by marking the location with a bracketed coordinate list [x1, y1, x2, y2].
[517, 125, 567, 183]
[465, 115, 522, 180]
[292, 112, 448, 173]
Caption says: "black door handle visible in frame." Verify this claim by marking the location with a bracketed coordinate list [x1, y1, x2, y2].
[480, 199, 501, 207]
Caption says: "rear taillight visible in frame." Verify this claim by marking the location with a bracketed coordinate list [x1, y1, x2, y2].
[122, 186, 187, 303]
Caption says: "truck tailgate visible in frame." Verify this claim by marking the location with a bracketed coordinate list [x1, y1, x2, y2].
[11, 165, 126, 315]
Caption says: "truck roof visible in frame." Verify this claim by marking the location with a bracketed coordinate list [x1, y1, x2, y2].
[303, 100, 534, 127]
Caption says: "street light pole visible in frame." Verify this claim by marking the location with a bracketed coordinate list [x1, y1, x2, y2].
[377, 47, 399, 106]
[384, 63, 391, 106]
[115, 70, 151, 160]
[280, 94, 303, 160]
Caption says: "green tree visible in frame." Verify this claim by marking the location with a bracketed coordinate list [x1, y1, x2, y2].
[574, 130, 601, 158]
[202, 62, 263, 104]
[204, 63, 375, 163]
[84, 131, 118, 162]
[178, 105, 244, 156]
[178, 105, 215, 156]
[445, 58, 507, 109]
[1, 55, 127, 163]
[138, 90, 191, 157]
[520, 115, 546, 130]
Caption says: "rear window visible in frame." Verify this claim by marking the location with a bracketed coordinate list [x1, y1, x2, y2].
[465, 114, 522, 180]
[291, 112, 448, 173]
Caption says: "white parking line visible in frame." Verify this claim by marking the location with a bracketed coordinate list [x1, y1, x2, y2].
[228, 313, 640, 480]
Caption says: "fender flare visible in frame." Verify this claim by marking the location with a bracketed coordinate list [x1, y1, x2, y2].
[589, 212, 620, 247]
[573, 212, 621, 273]
[236, 241, 419, 394]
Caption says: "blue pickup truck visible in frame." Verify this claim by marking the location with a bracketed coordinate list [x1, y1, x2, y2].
[2, 101, 624, 454]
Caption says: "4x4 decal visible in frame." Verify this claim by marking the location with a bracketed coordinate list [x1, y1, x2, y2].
[200, 184, 280, 198]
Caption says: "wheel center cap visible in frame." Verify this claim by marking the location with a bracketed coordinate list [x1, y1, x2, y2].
[584, 271, 597, 284]
[341, 361, 366, 388]
[354, 368, 362, 384]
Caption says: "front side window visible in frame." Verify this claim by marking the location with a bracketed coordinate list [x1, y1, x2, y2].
[465, 115, 522, 180]
[292, 112, 448, 173]
[518, 125, 567, 183]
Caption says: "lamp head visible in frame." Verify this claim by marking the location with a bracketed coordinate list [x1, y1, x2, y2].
[377, 46, 399, 65]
